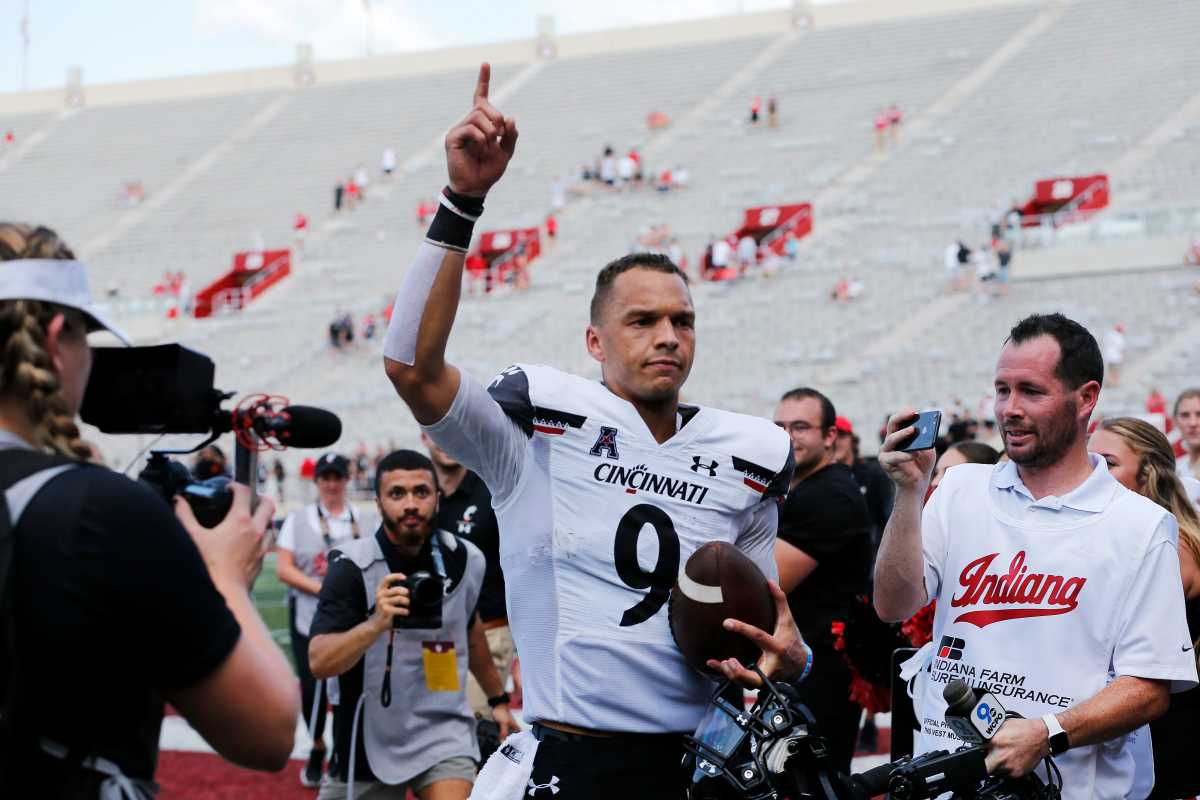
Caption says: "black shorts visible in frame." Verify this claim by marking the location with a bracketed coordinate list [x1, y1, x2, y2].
[527, 725, 689, 800]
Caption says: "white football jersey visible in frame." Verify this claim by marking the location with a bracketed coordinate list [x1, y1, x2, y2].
[422, 364, 793, 733]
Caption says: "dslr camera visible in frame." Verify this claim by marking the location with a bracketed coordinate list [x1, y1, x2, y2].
[393, 570, 444, 629]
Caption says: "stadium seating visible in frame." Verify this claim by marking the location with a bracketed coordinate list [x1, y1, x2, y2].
[3, 0, 1199, 466]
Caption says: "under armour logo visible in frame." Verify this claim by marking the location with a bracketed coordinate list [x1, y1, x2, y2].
[691, 456, 719, 477]
[589, 426, 620, 460]
[528, 776, 560, 796]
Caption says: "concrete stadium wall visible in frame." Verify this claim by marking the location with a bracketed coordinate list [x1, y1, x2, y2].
[0, 0, 1040, 114]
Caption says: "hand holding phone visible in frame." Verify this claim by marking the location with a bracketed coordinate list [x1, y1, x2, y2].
[900, 410, 942, 452]
[879, 408, 940, 493]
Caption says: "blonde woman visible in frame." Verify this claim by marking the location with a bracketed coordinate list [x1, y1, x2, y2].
[0, 223, 298, 797]
[1090, 417, 1200, 800]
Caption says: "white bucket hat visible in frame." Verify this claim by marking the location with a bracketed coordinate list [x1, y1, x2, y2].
[0, 259, 131, 345]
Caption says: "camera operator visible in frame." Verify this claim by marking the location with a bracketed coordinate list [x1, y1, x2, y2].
[0, 223, 298, 797]
[308, 449, 515, 800]
[874, 313, 1197, 800]
[277, 452, 381, 788]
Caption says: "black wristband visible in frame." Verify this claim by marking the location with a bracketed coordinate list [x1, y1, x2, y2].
[426, 205, 473, 252]
[487, 691, 511, 708]
[426, 186, 484, 253]
[442, 186, 485, 219]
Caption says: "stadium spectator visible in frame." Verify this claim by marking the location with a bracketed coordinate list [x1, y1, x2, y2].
[1089, 418, 1200, 800]
[874, 108, 889, 150]
[710, 236, 733, 278]
[551, 175, 567, 210]
[944, 240, 965, 292]
[383, 66, 808, 797]
[354, 164, 370, 201]
[599, 145, 617, 186]
[417, 198, 435, 226]
[346, 177, 360, 210]
[362, 312, 377, 341]
[995, 238, 1013, 294]
[335, 179, 345, 213]
[2, 130, 13, 145]
[1175, 388, 1200, 481]
[421, 432, 512, 720]
[667, 239, 685, 273]
[293, 212, 308, 250]
[736, 233, 758, 275]
[875, 313, 1197, 796]
[193, 443, 229, 479]
[0, 222, 297, 794]
[465, 251, 489, 295]
[381, 147, 396, 178]
[308, 450, 515, 800]
[121, 180, 145, 208]
[784, 231, 800, 263]
[277, 453, 379, 788]
[768, 96, 779, 127]
[773, 388, 874, 773]
[929, 440, 1001, 494]
[750, 95, 762, 125]
[545, 213, 557, 241]
[672, 164, 690, 188]
[887, 103, 903, 143]
[1102, 323, 1126, 388]
[617, 150, 636, 187]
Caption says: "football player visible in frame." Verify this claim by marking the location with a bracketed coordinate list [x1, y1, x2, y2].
[383, 64, 810, 800]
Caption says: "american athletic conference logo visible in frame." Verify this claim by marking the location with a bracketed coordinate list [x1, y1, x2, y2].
[589, 426, 620, 459]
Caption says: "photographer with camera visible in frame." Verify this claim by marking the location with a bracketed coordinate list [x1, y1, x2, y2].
[873, 313, 1197, 799]
[309, 449, 515, 800]
[278, 452, 382, 788]
[0, 223, 299, 797]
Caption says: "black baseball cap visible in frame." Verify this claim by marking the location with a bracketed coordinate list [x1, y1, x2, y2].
[314, 453, 350, 479]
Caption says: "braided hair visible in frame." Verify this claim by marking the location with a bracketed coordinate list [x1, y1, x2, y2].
[0, 222, 92, 460]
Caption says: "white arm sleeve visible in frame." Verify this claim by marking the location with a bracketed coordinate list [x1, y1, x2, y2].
[383, 241, 449, 366]
[736, 501, 781, 583]
[420, 370, 528, 505]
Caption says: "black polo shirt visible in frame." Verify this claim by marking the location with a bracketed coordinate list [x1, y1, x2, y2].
[435, 470, 506, 623]
[778, 463, 873, 649]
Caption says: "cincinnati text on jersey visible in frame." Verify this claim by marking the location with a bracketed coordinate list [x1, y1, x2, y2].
[592, 462, 711, 506]
[950, 550, 1086, 628]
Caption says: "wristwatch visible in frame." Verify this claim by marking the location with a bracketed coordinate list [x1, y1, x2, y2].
[1042, 713, 1069, 756]
[487, 692, 511, 708]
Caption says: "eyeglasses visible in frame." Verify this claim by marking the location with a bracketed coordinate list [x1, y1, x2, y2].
[775, 421, 821, 435]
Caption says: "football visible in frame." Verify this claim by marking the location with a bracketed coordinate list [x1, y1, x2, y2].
[668, 541, 777, 677]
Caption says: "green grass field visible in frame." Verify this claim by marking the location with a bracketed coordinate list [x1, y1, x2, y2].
[252, 552, 294, 666]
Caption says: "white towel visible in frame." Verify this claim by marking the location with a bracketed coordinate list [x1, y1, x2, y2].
[469, 730, 540, 800]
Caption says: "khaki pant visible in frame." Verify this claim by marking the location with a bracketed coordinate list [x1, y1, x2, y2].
[317, 755, 476, 799]
[466, 624, 515, 717]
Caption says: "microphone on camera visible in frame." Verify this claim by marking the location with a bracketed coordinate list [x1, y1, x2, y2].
[232, 403, 343, 449]
[944, 678, 1009, 744]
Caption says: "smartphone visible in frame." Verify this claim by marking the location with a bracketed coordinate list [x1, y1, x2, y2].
[900, 410, 942, 452]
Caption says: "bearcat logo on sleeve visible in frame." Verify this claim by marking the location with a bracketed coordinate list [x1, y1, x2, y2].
[950, 550, 1086, 628]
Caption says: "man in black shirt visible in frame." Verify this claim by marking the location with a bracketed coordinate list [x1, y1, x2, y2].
[422, 432, 512, 717]
[773, 388, 873, 773]
[309, 450, 514, 799]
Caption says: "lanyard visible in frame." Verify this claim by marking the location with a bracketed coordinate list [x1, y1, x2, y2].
[316, 503, 360, 548]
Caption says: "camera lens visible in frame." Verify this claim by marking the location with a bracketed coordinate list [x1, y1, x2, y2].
[409, 572, 443, 608]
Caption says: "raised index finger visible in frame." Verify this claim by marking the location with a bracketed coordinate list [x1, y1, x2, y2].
[474, 62, 491, 103]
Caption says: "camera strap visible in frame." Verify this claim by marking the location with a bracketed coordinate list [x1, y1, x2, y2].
[0, 449, 77, 787]
[316, 503, 361, 549]
[381, 533, 447, 708]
